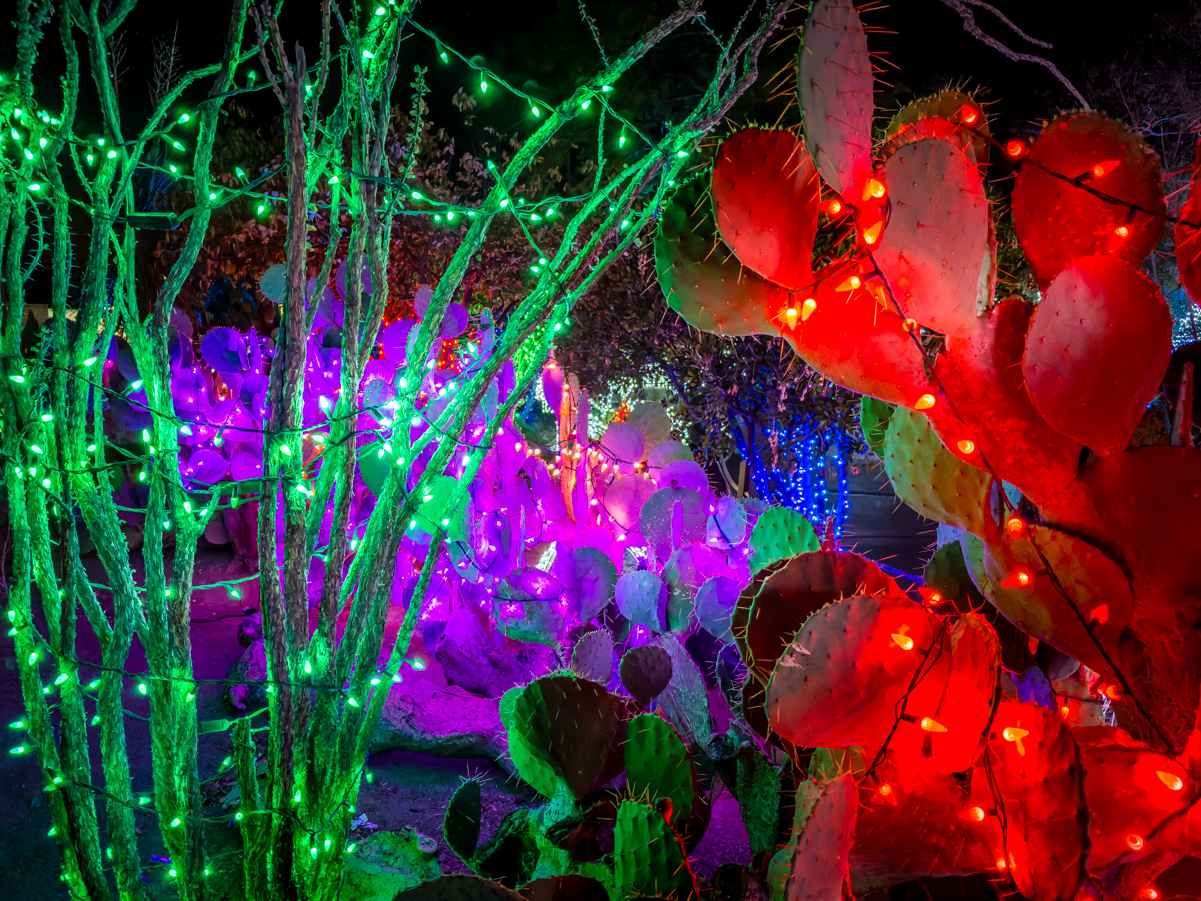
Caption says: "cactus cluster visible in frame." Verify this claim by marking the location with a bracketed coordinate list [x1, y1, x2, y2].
[646, 0, 1201, 895]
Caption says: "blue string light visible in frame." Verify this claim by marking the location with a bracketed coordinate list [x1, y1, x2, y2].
[733, 414, 852, 538]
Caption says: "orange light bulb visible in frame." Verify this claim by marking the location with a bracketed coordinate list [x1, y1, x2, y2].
[1015, 570, 1031, 587]
[784, 307, 799, 329]
[966, 805, 985, 822]
[1091, 159, 1121, 178]
[836, 274, 863, 292]
[902, 317, 917, 332]
[862, 177, 886, 200]
[958, 104, 979, 124]
[956, 439, 976, 455]
[891, 625, 914, 651]
[914, 393, 936, 411]
[878, 782, 893, 797]
[1002, 726, 1029, 756]
[801, 297, 817, 321]
[861, 220, 884, 245]
[1004, 515, 1024, 536]
[1127, 833, 1145, 851]
[1140, 887, 1160, 901]
[1114, 224, 1131, 238]
[1006, 139, 1025, 158]
[919, 716, 948, 733]
[1155, 769, 1184, 792]
[824, 198, 843, 215]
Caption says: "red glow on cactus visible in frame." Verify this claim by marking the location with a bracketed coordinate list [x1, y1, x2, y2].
[1102, 683, 1122, 701]
[1089, 603, 1110, 624]
[914, 393, 936, 411]
[1002, 569, 1032, 589]
[1001, 725, 1029, 755]
[1155, 769, 1184, 791]
[1140, 887, 1160, 901]
[862, 177, 887, 200]
[958, 103, 979, 125]
[1006, 139, 1026, 158]
[919, 716, 948, 733]
[1126, 833, 1145, 851]
[995, 857, 1008, 871]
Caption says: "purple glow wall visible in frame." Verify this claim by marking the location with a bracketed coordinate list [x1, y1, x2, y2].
[104, 265, 801, 693]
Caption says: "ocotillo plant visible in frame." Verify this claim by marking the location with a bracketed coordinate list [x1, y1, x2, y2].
[0, 0, 795, 898]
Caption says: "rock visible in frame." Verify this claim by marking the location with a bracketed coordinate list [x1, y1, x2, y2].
[434, 603, 556, 696]
[226, 639, 266, 713]
[237, 613, 262, 647]
[342, 828, 441, 901]
[371, 656, 510, 768]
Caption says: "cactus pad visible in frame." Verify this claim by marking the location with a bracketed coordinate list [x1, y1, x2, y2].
[571, 629, 614, 684]
[619, 644, 673, 705]
[654, 175, 781, 336]
[1022, 255, 1172, 453]
[1011, 112, 1165, 288]
[615, 570, 666, 632]
[652, 635, 713, 748]
[613, 800, 686, 899]
[747, 505, 819, 573]
[882, 406, 992, 535]
[443, 778, 483, 867]
[859, 396, 894, 458]
[784, 774, 858, 900]
[711, 128, 820, 290]
[873, 138, 993, 338]
[501, 675, 635, 800]
[625, 713, 696, 825]
[986, 701, 1087, 901]
[798, 0, 874, 197]
[766, 594, 942, 752]
[885, 89, 991, 163]
[394, 876, 524, 900]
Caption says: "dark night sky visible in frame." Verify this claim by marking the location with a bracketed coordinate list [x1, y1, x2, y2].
[11, 0, 1198, 129]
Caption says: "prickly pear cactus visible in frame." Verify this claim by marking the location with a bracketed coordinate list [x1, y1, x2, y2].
[1022, 255, 1172, 453]
[784, 774, 858, 901]
[859, 396, 894, 458]
[613, 799, 687, 899]
[730, 747, 783, 856]
[882, 406, 992, 536]
[1011, 112, 1165, 287]
[654, 174, 781, 336]
[986, 701, 1088, 901]
[619, 644, 673, 705]
[443, 778, 483, 867]
[651, 635, 712, 748]
[500, 675, 635, 800]
[625, 713, 696, 825]
[571, 629, 614, 684]
[711, 127, 819, 289]
[798, 0, 873, 196]
[885, 89, 991, 163]
[748, 506, 819, 573]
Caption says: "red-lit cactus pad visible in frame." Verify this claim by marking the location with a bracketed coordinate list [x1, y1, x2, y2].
[852, 756, 1002, 887]
[654, 175, 782, 336]
[711, 128, 820, 290]
[1076, 726, 1198, 872]
[781, 262, 933, 407]
[986, 701, 1088, 901]
[885, 89, 991, 164]
[873, 138, 993, 338]
[1011, 112, 1165, 288]
[766, 595, 998, 768]
[1022, 255, 1172, 453]
[885, 613, 1001, 775]
[786, 774, 858, 900]
[798, 0, 874, 197]
[978, 522, 1133, 678]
